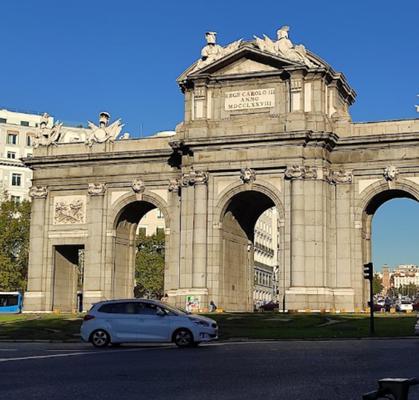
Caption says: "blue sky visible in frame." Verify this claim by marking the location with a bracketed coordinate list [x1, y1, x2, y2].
[1, 0, 418, 270]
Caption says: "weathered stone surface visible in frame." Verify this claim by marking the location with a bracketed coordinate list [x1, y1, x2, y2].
[23, 27, 419, 313]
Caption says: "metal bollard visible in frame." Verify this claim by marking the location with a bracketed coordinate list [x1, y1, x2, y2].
[362, 378, 419, 400]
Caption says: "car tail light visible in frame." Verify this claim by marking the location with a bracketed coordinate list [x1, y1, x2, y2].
[83, 314, 95, 321]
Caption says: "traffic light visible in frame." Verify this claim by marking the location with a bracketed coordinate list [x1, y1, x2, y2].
[363, 262, 373, 280]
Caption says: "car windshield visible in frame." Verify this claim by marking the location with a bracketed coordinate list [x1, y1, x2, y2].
[162, 304, 189, 315]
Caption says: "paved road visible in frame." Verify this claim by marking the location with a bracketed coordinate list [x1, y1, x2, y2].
[1, 339, 419, 400]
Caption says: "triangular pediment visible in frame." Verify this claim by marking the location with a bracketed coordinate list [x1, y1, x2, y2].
[213, 57, 278, 76]
[178, 45, 302, 82]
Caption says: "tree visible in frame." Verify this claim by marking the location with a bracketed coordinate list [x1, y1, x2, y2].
[134, 229, 165, 299]
[0, 199, 31, 292]
[372, 273, 384, 295]
[398, 283, 418, 298]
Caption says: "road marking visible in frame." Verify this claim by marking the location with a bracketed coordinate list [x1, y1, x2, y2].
[0, 346, 173, 363]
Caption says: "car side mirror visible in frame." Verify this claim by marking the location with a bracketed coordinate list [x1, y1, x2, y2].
[156, 309, 165, 317]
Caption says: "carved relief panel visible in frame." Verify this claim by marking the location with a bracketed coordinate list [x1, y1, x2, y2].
[53, 195, 86, 225]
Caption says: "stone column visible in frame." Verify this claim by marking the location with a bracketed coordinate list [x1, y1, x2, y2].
[285, 166, 305, 287]
[192, 172, 208, 288]
[166, 179, 181, 294]
[84, 183, 106, 310]
[24, 186, 48, 311]
[330, 170, 353, 288]
[179, 173, 194, 289]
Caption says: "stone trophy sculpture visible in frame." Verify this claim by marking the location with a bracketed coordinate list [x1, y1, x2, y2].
[85, 112, 124, 146]
[33, 113, 63, 148]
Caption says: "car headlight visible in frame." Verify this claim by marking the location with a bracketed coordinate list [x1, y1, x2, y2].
[189, 317, 210, 327]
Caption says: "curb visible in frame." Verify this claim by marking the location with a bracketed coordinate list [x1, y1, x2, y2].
[0, 336, 417, 344]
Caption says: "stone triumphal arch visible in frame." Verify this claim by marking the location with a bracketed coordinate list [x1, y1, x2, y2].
[24, 27, 419, 312]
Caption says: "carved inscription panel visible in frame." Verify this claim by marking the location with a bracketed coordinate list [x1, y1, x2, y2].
[53, 195, 86, 225]
[224, 88, 275, 111]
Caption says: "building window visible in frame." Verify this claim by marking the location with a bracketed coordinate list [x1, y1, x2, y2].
[7, 151, 16, 159]
[157, 209, 164, 219]
[10, 195, 20, 203]
[20, 121, 29, 127]
[7, 133, 18, 145]
[26, 135, 33, 146]
[0, 118, 6, 123]
[11, 173, 21, 186]
[156, 227, 165, 235]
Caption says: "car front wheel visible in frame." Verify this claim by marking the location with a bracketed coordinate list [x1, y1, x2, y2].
[173, 329, 194, 348]
[90, 329, 110, 348]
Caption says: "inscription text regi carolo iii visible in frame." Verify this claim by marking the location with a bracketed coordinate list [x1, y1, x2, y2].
[225, 88, 275, 111]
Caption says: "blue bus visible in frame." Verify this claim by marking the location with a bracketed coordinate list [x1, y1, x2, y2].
[0, 292, 23, 313]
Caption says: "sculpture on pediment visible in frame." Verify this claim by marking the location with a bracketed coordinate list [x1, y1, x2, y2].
[240, 168, 256, 184]
[33, 113, 63, 148]
[29, 185, 48, 199]
[88, 183, 107, 196]
[254, 26, 317, 68]
[195, 32, 242, 71]
[85, 112, 124, 147]
[383, 165, 398, 181]
[132, 178, 145, 193]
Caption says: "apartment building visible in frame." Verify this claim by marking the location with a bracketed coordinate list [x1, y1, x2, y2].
[0, 108, 88, 202]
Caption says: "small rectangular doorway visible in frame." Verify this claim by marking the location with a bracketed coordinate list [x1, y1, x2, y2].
[52, 245, 84, 312]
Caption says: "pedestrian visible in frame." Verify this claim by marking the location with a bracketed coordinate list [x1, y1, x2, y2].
[161, 293, 169, 303]
[209, 300, 217, 312]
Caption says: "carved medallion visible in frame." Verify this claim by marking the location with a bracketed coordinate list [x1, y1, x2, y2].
[88, 183, 107, 196]
[383, 165, 398, 181]
[29, 186, 48, 199]
[53, 196, 86, 225]
[131, 178, 145, 193]
[240, 168, 256, 184]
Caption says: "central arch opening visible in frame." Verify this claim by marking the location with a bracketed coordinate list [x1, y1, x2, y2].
[220, 190, 280, 311]
[113, 200, 167, 300]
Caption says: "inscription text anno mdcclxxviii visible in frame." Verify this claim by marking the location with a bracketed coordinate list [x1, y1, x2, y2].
[225, 88, 275, 111]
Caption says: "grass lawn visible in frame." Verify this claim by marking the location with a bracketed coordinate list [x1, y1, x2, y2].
[0, 313, 82, 341]
[0, 312, 416, 342]
[207, 312, 418, 340]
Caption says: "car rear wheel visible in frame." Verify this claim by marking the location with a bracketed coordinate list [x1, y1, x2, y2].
[173, 329, 194, 348]
[91, 329, 110, 348]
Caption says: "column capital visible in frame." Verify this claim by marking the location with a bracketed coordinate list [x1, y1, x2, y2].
[284, 165, 305, 180]
[29, 185, 48, 199]
[182, 169, 208, 186]
[328, 169, 353, 184]
[168, 178, 181, 193]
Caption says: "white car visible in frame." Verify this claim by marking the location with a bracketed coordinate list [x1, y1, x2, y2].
[396, 300, 413, 312]
[80, 299, 218, 348]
